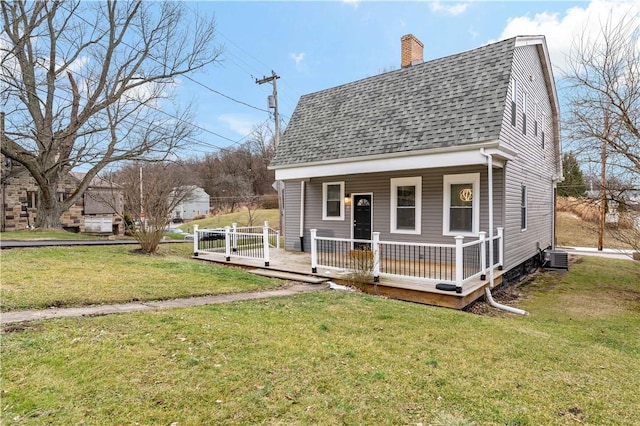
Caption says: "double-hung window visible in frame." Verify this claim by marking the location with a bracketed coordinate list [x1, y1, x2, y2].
[443, 173, 479, 236]
[322, 182, 344, 220]
[390, 177, 421, 234]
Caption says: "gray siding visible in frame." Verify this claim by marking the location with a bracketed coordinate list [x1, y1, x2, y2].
[499, 45, 559, 269]
[284, 165, 504, 252]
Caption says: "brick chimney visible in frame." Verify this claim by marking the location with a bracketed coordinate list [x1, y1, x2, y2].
[401, 34, 424, 68]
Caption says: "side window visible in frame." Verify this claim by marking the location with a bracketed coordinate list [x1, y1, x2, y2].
[521, 186, 527, 231]
[443, 173, 480, 236]
[522, 91, 527, 135]
[26, 191, 38, 209]
[541, 113, 546, 150]
[510, 77, 517, 127]
[390, 177, 421, 234]
[534, 102, 539, 137]
[322, 182, 344, 220]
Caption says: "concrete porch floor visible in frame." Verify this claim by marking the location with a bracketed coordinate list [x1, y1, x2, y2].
[194, 248, 504, 309]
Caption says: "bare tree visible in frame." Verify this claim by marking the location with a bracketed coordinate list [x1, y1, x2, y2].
[114, 162, 194, 253]
[0, 1, 221, 229]
[563, 12, 640, 251]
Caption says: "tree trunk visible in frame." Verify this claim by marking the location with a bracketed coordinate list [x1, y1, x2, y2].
[34, 184, 64, 229]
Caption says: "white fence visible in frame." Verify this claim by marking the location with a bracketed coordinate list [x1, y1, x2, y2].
[193, 222, 280, 267]
[310, 228, 503, 292]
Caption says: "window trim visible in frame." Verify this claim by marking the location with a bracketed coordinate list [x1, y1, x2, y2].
[442, 173, 480, 237]
[390, 177, 422, 235]
[521, 185, 528, 231]
[322, 181, 345, 221]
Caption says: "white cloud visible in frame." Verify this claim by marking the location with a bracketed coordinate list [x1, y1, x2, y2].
[430, 1, 469, 16]
[290, 52, 305, 71]
[496, 0, 639, 72]
[342, 0, 359, 9]
[218, 114, 260, 136]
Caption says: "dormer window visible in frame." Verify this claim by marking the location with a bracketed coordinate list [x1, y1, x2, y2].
[510, 77, 517, 127]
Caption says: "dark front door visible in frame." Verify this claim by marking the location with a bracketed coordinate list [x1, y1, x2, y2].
[353, 194, 372, 244]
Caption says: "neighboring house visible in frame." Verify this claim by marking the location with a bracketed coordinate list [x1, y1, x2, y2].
[270, 34, 562, 289]
[0, 156, 124, 234]
[171, 186, 210, 222]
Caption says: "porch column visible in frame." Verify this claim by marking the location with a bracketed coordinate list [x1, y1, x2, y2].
[225, 226, 231, 261]
[193, 224, 199, 256]
[479, 231, 487, 280]
[310, 228, 318, 273]
[263, 223, 270, 267]
[455, 236, 464, 293]
[372, 232, 380, 283]
[232, 222, 238, 252]
[497, 227, 504, 270]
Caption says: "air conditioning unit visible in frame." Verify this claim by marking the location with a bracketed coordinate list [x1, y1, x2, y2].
[544, 250, 569, 270]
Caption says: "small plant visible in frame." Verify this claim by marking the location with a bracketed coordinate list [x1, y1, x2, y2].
[347, 247, 375, 291]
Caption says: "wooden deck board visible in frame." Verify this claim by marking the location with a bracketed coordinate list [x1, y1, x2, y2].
[194, 249, 503, 309]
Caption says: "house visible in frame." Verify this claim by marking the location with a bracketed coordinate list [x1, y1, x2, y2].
[170, 186, 210, 222]
[0, 155, 124, 234]
[269, 34, 562, 300]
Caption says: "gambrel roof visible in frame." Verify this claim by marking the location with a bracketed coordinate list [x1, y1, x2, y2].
[271, 37, 517, 168]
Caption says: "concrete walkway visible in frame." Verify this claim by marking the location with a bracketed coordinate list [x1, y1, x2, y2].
[0, 283, 329, 326]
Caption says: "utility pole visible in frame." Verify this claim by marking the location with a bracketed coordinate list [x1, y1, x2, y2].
[256, 70, 284, 235]
[598, 110, 609, 251]
[255, 70, 280, 146]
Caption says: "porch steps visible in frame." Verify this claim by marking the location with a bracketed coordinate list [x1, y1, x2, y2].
[247, 269, 329, 284]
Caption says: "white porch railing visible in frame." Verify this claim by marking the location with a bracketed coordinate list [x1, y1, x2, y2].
[193, 221, 280, 267]
[310, 228, 503, 293]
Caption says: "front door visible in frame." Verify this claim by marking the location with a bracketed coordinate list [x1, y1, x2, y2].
[353, 194, 372, 246]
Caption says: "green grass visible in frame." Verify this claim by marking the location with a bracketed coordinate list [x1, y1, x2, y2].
[0, 229, 104, 241]
[0, 244, 282, 311]
[179, 208, 279, 232]
[1, 256, 638, 425]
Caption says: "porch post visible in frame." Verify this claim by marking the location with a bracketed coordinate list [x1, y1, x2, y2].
[310, 228, 318, 273]
[276, 230, 281, 249]
[193, 224, 199, 256]
[479, 231, 487, 280]
[225, 226, 231, 261]
[232, 222, 238, 252]
[497, 227, 504, 270]
[372, 232, 380, 283]
[263, 223, 270, 267]
[455, 236, 464, 293]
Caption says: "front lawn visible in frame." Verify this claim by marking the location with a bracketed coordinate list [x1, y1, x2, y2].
[1, 256, 638, 425]
[0, 244, 281, 311]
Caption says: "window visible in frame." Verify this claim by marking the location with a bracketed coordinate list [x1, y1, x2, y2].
[322, 182, 344, 220]
[534, 102, 539, 137]
[26, 191, 38, 209]
[57, 192, 71, 202]
[510, 77, 517, 127]
[390, 177, 421, 234]
[443, 173, 480, 236]
[522, 91, 528, 135]
[521, 186, 527, 230]
[541, 113, 546, 149]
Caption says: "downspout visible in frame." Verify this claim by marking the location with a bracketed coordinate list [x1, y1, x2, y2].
[299, 180, 305, 252]
[480, 148, 528, 316]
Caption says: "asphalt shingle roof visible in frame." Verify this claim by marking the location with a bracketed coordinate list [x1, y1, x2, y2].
[271, 37, 516, 167]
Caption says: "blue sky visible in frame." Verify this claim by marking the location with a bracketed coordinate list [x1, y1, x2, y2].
[175, 0, 636, 156]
